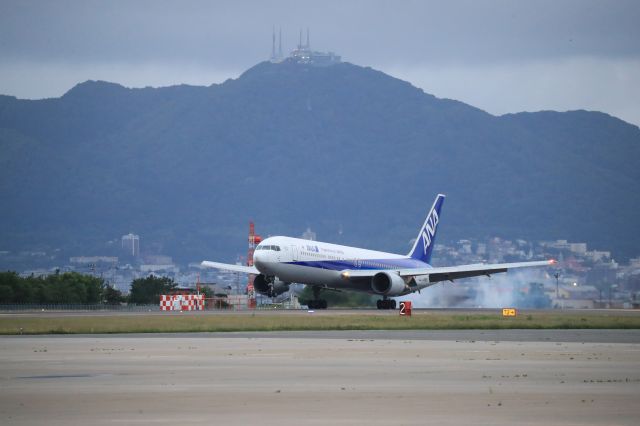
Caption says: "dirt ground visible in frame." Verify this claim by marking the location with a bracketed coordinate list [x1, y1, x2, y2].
[1, 334, 639, 425]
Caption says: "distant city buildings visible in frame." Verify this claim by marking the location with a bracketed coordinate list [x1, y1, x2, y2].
[140, 254, 178, 274]
[429, 237, 640, 309]
[4, 229, 640, 308]
[69, 256, 118, 265]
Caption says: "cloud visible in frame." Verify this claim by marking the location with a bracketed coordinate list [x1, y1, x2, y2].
[0, 60, 240, 99]
[1, 0, 639, 125]
[2, 0, 639, 66]
[383, 56, 640, 126]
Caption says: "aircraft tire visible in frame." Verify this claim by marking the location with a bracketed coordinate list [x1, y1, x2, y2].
[376, 299, 397, 310]
[308, 300, 328, 309]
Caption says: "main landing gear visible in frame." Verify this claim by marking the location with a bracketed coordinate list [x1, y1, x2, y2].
[376, 298, 396, 310]
[307, 286, 328, 310]
[307, 299, 328, 309]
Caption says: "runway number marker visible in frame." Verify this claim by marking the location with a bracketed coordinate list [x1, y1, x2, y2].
[399, 301, 412, 316]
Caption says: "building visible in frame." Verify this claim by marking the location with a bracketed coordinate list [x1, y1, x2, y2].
[121, 233, 140, 257]
[302, 227, 316, 241]
[272, 28, 341, 66]
[140, 264, 179, 274]
[69, 256, 118, 265]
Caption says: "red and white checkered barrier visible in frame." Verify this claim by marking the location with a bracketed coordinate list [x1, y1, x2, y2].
[160, 294, 204, 311]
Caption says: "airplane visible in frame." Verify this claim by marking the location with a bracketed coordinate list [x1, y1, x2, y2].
[202, 194, 555, 309]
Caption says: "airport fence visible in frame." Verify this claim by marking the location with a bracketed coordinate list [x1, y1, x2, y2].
[0, 304, 160, 312]
[0, 302, 303, 312]
[0, 294, 305, 311]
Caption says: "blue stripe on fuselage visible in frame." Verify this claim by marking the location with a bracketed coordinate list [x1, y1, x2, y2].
[284, 257, 429, 271]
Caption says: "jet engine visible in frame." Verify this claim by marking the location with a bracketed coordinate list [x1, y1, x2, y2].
[254, 274, 290, 297]
[371, 271, 406, 296]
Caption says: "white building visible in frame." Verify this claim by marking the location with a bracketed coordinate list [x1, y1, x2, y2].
[121, 233, 140, 257]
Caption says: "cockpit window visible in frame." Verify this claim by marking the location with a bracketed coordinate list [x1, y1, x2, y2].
[256, 245, 280, 251]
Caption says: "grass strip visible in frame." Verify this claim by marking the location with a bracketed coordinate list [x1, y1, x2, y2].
[2, 311, 640, 334]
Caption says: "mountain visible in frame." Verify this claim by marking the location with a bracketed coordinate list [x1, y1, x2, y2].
[1, 60, 639, 264]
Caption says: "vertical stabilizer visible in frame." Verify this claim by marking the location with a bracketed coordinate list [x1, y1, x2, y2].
[407, 194, 445, 264]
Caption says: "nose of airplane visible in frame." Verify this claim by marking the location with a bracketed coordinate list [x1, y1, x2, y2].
[253, 249, 265, 270]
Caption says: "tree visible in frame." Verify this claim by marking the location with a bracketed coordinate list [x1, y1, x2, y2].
[103, 285, 124, 305]
[199, 285, 213, 298]
[0, 272, 21, 303]
[128, 276, 177, 305]
[0, 271, 106, 304]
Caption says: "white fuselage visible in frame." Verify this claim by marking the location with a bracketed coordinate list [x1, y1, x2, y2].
[253, 236, 432, 294]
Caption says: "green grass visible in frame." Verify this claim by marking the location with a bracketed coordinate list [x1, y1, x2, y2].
[2, 311, 640, 335]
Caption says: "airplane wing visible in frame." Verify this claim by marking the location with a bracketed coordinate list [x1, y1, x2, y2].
[201, 261, 259, 274]
[342, 260, 555, 283]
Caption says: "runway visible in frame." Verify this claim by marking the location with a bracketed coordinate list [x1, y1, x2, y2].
[2, 331, 640, 425]
[22, 329, 640, 343]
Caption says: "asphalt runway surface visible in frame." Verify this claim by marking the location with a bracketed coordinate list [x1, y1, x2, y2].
[17, 329, 640, 343]
[2, 331, 640, 425]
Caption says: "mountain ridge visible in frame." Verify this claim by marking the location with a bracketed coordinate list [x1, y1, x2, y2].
[0, 61, 638, 264]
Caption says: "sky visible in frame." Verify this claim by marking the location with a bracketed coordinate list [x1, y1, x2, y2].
[1, 0, 639, 126]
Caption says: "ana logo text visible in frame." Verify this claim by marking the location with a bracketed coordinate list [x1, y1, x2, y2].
[421, 209, 439, 255]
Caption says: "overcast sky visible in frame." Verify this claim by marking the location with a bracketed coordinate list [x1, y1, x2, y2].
[1, 0, 639, 125]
